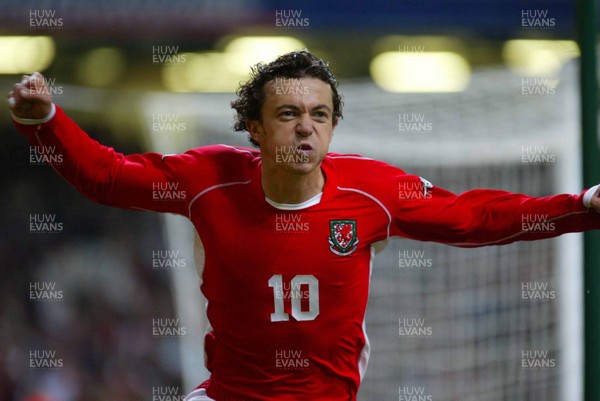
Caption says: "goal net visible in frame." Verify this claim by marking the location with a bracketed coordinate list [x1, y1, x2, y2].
[142, 61, 582, 401]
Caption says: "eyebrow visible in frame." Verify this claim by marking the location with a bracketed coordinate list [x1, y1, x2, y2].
[275, 104, 332, 113]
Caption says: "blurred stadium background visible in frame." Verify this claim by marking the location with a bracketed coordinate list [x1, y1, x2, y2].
[0, 1, 596, 400]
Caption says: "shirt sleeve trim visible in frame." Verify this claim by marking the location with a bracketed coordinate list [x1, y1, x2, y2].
[11, 103, 56, 125]
[583, 184, 599, 208]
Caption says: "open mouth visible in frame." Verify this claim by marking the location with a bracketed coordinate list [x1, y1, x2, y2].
[296, 144, 313, 152]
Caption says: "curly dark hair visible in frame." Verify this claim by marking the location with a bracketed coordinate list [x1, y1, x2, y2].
[231, 50, 343, 147]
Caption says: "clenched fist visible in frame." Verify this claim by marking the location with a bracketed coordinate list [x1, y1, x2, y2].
[7, 72, 53, 120]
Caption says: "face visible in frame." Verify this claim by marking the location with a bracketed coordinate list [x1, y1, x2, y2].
[248, 77, 336, 176]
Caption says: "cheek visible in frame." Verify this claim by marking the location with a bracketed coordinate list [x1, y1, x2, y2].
[319, 127, 334, 141]
[267, 123, 296, 141]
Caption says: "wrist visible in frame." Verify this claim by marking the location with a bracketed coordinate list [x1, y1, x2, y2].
[11, 103, 56, 125]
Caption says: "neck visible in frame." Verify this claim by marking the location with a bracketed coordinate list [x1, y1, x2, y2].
[261, 164, 325, 204]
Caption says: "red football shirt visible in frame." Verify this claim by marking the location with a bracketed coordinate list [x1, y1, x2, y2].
[14, 105, 600, 401]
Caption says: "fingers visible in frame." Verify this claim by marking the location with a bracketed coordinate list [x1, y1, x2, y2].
[6, 84, 14, 110]
[12, 81, 28, 105]
[7, 72, 52, 119]
[18, 74, 35, 99]
[26, 72, 43, 92]
[12, 77, 30, 102]
[8, 72, 48, 110]
[6, 94, 16, 110]
[7, 72, 53, 120]
[9, 72, 44, 101]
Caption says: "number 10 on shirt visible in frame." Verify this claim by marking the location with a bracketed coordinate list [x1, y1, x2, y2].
[268, 274, 320, 322]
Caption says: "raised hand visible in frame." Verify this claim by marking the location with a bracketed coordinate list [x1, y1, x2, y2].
[7, 72, 53, 120]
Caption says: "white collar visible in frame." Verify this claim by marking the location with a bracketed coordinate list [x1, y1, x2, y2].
[265, 192, 323, 210]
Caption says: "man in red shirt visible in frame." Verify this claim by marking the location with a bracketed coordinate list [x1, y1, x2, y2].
[8, 51, 600, 401]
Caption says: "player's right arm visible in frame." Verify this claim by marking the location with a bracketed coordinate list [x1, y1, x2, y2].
[7, 72, 191, 216]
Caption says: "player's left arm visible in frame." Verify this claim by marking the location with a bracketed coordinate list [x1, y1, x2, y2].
[393, 176, 600, 247]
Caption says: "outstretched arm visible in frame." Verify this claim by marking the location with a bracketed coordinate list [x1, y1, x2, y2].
[8, 72, 194, 216]
[393, 175, 600, 247]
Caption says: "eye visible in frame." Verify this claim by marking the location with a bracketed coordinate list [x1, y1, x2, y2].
[314, 111, 329, 120]
[279, 110, 296, 118]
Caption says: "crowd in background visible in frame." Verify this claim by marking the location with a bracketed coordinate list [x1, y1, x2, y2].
[0, 120, 184, 401]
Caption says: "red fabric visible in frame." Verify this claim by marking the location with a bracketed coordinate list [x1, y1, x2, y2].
[194, 380, 210, 390]
[15, 105, 600, 401]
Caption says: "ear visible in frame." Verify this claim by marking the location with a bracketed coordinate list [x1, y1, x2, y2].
[246, 120, 264, 145]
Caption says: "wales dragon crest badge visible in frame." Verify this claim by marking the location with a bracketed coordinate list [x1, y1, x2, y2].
[329, 220, 359, 256]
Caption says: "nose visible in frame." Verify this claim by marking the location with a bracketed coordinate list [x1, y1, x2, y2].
[295, 113, 313, 137]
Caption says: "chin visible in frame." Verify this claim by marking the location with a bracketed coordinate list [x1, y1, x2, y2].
[286, 161, 318, 175]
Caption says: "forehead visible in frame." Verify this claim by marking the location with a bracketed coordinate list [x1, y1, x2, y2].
[263, 77, 333, 107]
